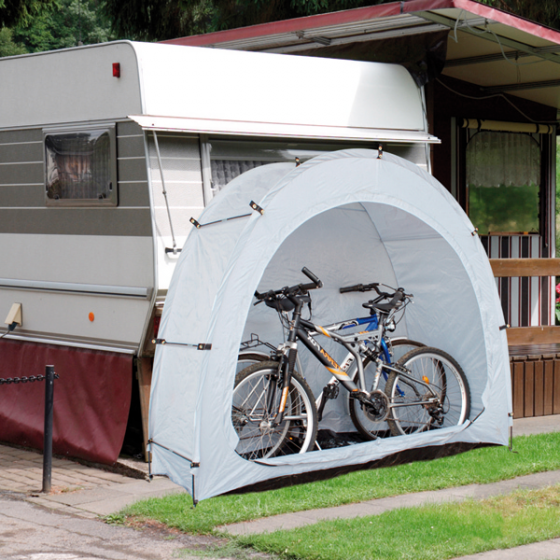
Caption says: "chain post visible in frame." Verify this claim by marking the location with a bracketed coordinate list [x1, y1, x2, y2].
[42, 365, 55, 494]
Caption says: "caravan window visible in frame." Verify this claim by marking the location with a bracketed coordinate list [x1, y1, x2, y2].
[466, 131, 541, 235]
[208, 139, 373, 194]
[44, 127, 117, 206]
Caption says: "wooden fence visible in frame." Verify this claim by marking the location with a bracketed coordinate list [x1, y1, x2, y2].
[490, 258, 560, 418]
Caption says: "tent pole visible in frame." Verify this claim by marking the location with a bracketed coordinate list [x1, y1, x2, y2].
[192, 474, 197, 507]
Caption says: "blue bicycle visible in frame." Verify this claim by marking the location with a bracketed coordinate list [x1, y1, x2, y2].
[232, 268, 471, 460]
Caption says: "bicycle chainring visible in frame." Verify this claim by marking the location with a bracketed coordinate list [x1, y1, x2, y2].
[360, 390, 389, 422]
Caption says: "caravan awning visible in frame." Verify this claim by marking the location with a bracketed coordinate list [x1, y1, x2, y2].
[163, 0, 560, 112]
[129, 115, 439, 143]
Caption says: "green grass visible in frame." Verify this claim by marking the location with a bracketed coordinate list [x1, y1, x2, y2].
[239, 485, 560, 560]
[122, 432, 560, 534]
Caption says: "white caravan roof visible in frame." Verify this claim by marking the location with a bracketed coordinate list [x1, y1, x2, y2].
[0, 41, 436, 143]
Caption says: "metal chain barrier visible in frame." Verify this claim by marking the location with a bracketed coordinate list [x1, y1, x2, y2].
[0, 374, 59, 385]
[0, 365, 59, 493]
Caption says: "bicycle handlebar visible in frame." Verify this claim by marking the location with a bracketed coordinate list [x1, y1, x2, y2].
[254, 268, 323, 302]
[340, 281, 413, 308]
[389, 288, 405, 305]
[302, 267, 323, 288]
[339, 282, 379, 294]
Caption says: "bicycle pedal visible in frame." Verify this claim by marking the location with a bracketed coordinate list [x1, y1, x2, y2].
[322, 384, 339, 400]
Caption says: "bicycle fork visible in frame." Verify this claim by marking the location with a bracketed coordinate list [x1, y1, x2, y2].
[273, 300, 305, 425]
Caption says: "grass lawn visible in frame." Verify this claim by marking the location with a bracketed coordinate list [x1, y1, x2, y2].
[238, 485, 560, 560]
[121, 432, 560, 534]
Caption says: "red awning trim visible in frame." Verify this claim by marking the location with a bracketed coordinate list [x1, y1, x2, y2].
[446, 0, 560, 43]
[162, 3, 405, 46]
[162, 0, 560, 49]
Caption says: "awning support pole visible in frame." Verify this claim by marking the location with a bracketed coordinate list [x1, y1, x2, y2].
[153, 131, 178, 254]
[199, 135, 214, 206]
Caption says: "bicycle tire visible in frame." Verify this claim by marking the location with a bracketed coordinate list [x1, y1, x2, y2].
[237, 352, 269, 375]
[348, 339, 425, 440]
[232, 361, 318, 460]
[389, 338, 426, 362]
[386, 347, 471, 437]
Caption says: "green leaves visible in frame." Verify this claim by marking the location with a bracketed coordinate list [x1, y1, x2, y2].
[97, 0, 386, 42]
[485, 0, 560, 30]
[9, 0, 114, 54]
[0, 0, 57, 28]
[0, 26, 26, 55]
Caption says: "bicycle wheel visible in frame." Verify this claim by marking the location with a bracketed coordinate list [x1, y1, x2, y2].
[386, 347, 471, 436]
[237, 352, 269, 375]
[348, 357, 390, 440]
[389, 338, 425, 362]
[232, 361, 318, 460]
[348, 339, 424, 440]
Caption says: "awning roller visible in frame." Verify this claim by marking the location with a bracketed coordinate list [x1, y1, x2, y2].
[129, 115, 440, 144]
[461, 118, 555, 134]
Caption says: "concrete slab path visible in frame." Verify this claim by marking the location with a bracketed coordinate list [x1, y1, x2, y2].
[0, 494, 207, 560]
[0, 414, 558, 559]
[218, 469, 560, 535]
[0, 444, 183, 519]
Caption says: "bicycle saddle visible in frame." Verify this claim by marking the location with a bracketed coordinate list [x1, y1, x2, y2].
[265, 293, 311, 312]
[265, 297, 295, 311]
[362, 301, 395, 313]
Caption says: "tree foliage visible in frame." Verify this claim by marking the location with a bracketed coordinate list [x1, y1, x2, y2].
[0, 0, 57, 28]
[98, 0, 560, 43]
[99, 0, 386, 42]
[205, 0, 383, 33]
[3, 0, 560, 56]
[486, 0, 560, 30]
[0, 26, 26, 55]
[99, 0, 212, 41]
[469, 183, 539, 235]
[12, 0, 113, 52]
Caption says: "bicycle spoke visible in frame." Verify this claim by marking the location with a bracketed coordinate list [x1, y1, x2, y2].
[232, 362, 317, 460]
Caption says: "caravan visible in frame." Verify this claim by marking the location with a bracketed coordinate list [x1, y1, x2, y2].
[0, 41, 436, 463]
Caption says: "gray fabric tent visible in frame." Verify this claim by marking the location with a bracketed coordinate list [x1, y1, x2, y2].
[149, 149, 511, 502]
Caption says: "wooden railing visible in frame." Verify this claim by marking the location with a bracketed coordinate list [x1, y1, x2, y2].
[489, 258, 560, 346]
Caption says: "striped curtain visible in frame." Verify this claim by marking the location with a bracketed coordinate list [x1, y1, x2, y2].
[481, 234, 554, 327]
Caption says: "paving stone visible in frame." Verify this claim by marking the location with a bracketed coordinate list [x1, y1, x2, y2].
[218, 471, 560, 537]
[452, 538, 560, 559]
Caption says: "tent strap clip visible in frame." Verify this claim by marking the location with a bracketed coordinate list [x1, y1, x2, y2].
[250, 201, 264, 214]
[148, 439, 197, 463]
[190, 213, 253, 229]
[153, 339, 212, 350]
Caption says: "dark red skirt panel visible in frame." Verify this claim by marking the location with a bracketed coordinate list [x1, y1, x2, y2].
[0, 339, 132, 465]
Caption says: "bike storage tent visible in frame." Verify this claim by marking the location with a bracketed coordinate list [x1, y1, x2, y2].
[149, 149, 511, 502]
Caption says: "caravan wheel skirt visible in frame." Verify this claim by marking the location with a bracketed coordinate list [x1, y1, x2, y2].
[0, 339, 132, 465]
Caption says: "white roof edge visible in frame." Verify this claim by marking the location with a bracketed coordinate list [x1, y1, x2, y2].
[129, 115, 440, 144]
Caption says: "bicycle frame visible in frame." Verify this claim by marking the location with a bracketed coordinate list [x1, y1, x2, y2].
[260, 282, 439, 426]
[297, 315, 384, 393]
[291, 316, 440, 412]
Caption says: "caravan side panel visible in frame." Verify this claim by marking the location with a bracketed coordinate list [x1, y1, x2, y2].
[0, 121, 154, 463]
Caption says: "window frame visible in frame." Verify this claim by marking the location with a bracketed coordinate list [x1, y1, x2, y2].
[465, 129, 542, 236]
[43, 124, 118, 207]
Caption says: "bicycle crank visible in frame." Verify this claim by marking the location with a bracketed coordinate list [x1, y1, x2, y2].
[356, 390, 389, 422]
